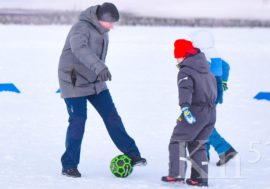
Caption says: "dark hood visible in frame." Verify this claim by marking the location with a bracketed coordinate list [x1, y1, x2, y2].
[180, 53, 210, 74]
[79, 6, 109, 34]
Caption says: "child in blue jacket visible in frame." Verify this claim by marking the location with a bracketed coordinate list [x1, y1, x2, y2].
[190, 30, 237, 166]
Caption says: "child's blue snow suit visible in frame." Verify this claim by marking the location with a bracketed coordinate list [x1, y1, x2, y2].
[190, 30, 233, 157]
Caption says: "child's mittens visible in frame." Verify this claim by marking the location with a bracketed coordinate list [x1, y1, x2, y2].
[222, 81, 228, 91]
[181, 107, 196, 124]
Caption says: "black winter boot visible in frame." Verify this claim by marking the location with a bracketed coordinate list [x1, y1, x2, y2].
[131, 156, 147, 166]
[161, 176, 185, 183]
[62, 168, 81, 178]
[186, 178, 208, 187]
[216, 147, 238, 166]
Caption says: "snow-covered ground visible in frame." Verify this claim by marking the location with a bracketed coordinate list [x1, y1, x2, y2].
[0, 25, 270, 189]
[0, 0, 270, 20]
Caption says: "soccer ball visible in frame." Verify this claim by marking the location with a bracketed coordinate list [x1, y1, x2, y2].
[110, 154, 133, 178]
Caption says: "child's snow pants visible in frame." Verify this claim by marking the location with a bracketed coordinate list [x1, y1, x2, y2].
[168, 105, 216, 183]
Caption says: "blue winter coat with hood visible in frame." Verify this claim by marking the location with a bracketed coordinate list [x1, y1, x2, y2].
[190, 30, 230, 104]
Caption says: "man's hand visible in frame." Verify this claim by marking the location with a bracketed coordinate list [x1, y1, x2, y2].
[98, 69, 112, 81]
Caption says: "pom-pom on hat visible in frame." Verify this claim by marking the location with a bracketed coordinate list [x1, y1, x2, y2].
[97, 2, 120, 22]
[174, 39, 197, 58]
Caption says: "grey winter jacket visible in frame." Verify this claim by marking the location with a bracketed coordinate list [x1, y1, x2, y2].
[177, 52, 217, 108]
[58, 6, 110, 98]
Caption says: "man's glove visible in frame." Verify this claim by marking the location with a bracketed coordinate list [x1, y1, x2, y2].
[98, 69, 112, 82]
[222, 81, 228, 91]
[215, 76, 223, 105]
[181, 107, 196, 124]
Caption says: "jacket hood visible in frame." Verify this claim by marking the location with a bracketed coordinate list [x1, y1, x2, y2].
[79, 6, 109, 34]
[180, 53, 210, 74]
[190, 30, 215, 50]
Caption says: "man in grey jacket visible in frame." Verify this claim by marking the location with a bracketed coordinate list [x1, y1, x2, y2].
[58, 2, 146, 178]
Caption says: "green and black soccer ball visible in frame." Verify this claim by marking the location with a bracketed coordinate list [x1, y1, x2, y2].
[110, 154, 133, 178]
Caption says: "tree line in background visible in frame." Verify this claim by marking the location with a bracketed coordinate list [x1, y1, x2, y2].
[0, 9, 270, 27]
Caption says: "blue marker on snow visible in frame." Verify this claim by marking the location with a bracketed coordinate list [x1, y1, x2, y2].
[254, 92, 270, 101]
[0, 83, 21, 93]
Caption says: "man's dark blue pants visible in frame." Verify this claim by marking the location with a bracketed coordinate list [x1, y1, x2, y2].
[61, 89, 140, 170]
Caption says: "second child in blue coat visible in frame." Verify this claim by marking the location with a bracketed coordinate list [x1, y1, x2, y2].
[190, 30, 237, 166]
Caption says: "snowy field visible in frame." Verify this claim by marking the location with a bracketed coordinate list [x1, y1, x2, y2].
[0, 25, 270, 189]
[1, 0, 270, 20]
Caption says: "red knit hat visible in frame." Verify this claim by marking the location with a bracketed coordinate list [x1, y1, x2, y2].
[174, 39, 197, 58]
